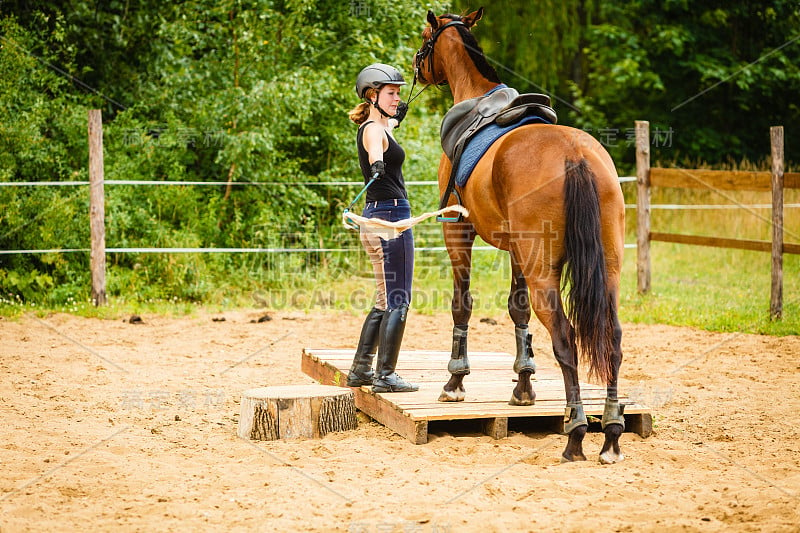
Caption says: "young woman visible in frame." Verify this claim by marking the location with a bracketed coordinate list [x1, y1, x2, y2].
[345, 63, 417, 393]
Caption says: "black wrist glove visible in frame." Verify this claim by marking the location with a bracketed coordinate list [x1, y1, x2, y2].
[369, 160, 385, 180]
[393, 102, 408, 125]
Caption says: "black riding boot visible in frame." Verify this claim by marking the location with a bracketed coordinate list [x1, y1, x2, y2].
[346, 307, 385, 387]
[372, 305, 418, 393]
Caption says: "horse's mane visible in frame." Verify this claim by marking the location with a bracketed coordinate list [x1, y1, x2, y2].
[443, 14, 501, 84]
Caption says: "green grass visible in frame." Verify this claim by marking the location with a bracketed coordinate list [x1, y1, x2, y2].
[619, 244, 799, 335]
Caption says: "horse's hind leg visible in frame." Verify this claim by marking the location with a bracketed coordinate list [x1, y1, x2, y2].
[599, 292, 625, 464]
[439, 221, 476, 403]
[530, 280, 588, 462]
[508, 255, 536, 406]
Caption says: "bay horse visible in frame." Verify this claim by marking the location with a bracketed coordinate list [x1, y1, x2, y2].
[414, 8, 627, 463]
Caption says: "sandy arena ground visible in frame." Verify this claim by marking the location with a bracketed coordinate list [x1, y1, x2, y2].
[1, 309, 799, 532]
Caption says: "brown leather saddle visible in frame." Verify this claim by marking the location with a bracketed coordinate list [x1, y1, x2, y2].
[440, 87, 556, 162]
[437, 86, 557, 218]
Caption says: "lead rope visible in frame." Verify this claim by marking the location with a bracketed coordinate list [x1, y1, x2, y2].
[342, 172, 380, 230]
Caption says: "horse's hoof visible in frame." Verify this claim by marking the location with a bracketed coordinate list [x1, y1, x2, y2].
[599, 450, 625, 465]
[560, 452, 587, 463]
[508, 392, 535, 406]
[438, 388, 465, 402]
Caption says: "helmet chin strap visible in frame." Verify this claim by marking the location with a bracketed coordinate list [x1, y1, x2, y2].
[371, 100, 394, 119]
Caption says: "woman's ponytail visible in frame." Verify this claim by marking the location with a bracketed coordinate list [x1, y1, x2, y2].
[348, 88, 378, 125]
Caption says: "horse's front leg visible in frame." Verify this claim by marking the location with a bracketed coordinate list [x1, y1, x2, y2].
[508, 256, 536, 406]
[599, 305, 625, 464]
[439, 221, 476, 403]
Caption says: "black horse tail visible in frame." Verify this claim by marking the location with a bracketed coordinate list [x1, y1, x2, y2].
[562, 158, 614, 384]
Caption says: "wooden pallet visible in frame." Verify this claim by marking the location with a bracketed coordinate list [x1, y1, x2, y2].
[302, 348, 652, 444]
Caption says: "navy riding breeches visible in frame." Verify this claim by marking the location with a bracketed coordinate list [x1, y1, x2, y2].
[360, 198, 414, 310]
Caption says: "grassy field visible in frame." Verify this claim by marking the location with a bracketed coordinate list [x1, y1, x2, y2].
[1, 183, 798, 335]
[2, 240, 796, 335]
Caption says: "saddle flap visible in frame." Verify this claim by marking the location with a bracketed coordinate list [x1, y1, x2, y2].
[440, 97, 479, 158]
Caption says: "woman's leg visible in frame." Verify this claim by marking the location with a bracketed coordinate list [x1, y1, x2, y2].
[372, 202, 417, 392]
[346, 223, 388, 386]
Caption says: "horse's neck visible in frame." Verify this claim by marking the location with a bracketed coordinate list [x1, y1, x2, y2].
[451, 81, 498, 103]
[444, 52, 499, 103]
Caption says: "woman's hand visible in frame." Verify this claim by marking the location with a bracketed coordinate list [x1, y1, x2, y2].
[369, 161, 386, 180]
[393, 102, 408, 124]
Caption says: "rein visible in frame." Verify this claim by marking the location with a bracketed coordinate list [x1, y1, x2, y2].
[412, 19, 469, 221]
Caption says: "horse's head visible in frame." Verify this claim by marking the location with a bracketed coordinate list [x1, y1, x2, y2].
[413, 8, 484, 86]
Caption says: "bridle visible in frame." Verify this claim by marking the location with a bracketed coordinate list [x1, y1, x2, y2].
[406, 19, 466, 105]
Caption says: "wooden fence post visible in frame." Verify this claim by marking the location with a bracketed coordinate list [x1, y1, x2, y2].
[770, 126, 784, 320]
[635, 120, 651, 294]
[88, 109, 107, 306]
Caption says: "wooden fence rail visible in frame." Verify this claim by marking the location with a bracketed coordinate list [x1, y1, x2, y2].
[635, 121, 799, 320]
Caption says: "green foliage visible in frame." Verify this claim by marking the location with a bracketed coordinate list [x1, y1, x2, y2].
[0, 0, 798, 337]
[0, 0, 448, 305]
[452, 1, 800, 171]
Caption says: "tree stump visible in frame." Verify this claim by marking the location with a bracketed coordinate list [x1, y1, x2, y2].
[238, 385, 357, 441]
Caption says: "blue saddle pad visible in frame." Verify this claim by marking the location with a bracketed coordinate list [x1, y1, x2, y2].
[455, 116, 552, 187]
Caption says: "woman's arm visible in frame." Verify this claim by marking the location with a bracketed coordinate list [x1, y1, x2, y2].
[362, 122, 388, 164]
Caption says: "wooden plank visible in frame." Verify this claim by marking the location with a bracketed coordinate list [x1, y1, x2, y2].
[402, 402, 651, 421]
[356, 389, 428, 444]
[650, 232, 772, 252]
[311, 349, 511, 357]
[392, 397, 646, 413]
[626, 413, 653, 438]
[786, 242, 800, 255]
[651, 168, 800, 191]
[302, 349, 428, 443]
[651, 233, 800, 255]
[301, 349, 348, 387]
[302, 349, 653, 443]
[483, 417, 508, 440]
[650, 168, 773, 191]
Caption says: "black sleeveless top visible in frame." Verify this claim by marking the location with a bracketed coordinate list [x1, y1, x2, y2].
[357, 121, 407, 202]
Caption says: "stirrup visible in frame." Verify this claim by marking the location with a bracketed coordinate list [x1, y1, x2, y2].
[437, 190, 464, 223]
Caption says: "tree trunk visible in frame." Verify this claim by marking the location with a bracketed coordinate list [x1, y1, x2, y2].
[238, 385, 357, 441]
